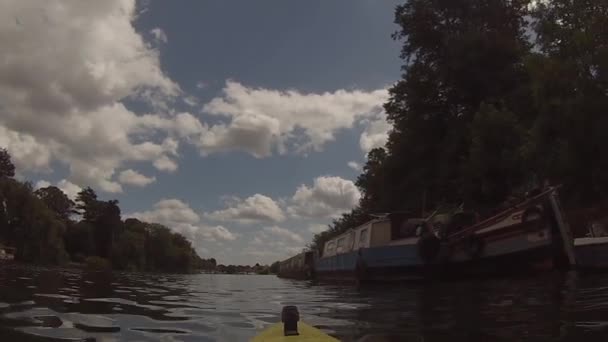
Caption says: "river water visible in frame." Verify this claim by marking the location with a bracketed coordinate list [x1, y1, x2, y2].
[1, 264, 608, 341]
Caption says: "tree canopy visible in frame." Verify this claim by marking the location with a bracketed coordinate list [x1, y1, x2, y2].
[309, 0, 608, 253]
[0, 151, 204, 273]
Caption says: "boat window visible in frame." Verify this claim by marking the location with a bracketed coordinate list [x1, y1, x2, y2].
[336, 237, 345, 253]
[359, 228, 368, 247]
[325, 241, 335, 256]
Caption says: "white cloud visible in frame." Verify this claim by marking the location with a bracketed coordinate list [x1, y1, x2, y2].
[348, 161, 362, 171]
[206, 194, 285, 224]
[308, 224, 329, 234]
[129, 198, 238, 255]
[131, 199, 200, 224]
[0, 127, 52, 172]
[34, 179, 82, 200]
[245, 226, 305, 262]
[288, 176, 361, 219]
[196, 81, 388, 157]
[261, 226, 304, 244]
[153, 155, 178, 173]
[183, 96, 199, 107]
[118, 169, 156, 187]
[0, 1, 180, 193]
[359, 112, 391, 153]
[57, 180, 82, 200]
[35, 180, 51, 189]
[150, 27, 168, 44]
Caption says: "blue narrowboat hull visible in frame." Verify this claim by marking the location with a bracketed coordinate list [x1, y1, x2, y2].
[315, 227, 559, 281]
[315, 244, 425, 281]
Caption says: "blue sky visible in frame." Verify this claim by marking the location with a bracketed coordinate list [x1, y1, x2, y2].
[1, 0, 402, 264]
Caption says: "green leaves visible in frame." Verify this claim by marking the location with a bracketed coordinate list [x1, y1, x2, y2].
[0, 148, 15, 179]
[0, 149, 201, 273]
[312, 0, 608, 250]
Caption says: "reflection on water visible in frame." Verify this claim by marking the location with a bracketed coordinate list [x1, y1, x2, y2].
[1, 264, 608, 341]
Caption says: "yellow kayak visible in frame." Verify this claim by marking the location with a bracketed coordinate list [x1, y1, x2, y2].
[251, 322, 339, 342]
[252, 306, 339, 342]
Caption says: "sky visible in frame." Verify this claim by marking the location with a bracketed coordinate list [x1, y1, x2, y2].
[0, 0, 402, 265]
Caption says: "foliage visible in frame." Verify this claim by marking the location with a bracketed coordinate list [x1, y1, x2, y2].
[35, 186, 76, 222]
[0, 150, 204, 273]
[0, 148, 15, 179]
[310, 0, 608, 252]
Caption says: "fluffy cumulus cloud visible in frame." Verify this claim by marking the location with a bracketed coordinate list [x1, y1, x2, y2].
[118, 169, 156, 187]
[130, 199, 238, 254]
[308, 223, 329, 234]
[288, 176, 361, 219]
[245, 226, 305, 261]
[153, 155, 178, 173]
[205, 194, 285, 224]
[34, 179, 82, 200]
[192, 81, 388, 157]
[130, 199, 200, 225]
[347, 161, 362, 171]
[57, 180, 83, 200]
[149, 27, 167, 44]
[261, 226, 304, 244]
[0, 1, 180, 193]
[359, 112, 391, 153]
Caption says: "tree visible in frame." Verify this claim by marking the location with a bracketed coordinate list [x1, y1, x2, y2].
[0, 178, 68, 263]
[76, 187, 100, 222]
[64, 221, 94, 261]
[93, 199, 121, 258]
[0, 148, 15, 178]
[384, 0, 532, 209]
[356, 148, 388, 213]
[463, 104, 527, 207]
[35, 186, 76, 222]
[527, 0, 608, 205]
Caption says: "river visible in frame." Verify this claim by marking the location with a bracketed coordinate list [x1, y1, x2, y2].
[1, 264, 608, 341]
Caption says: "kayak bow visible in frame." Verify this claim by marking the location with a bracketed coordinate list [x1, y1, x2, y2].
[251, 306, 338, 342]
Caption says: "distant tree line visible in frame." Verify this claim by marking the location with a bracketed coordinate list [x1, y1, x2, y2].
[213, 263, 270, 274]
[0, 148, 204, 273]
[311, 0, 608, 253]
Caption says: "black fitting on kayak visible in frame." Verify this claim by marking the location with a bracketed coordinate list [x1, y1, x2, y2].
[281, 305, 299, 336]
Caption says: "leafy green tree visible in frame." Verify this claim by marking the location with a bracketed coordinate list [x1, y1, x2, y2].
[463, 104, 526, 207]
[93, 199, 121, 258]
[527, 0, 608, 205]
[0, 148, 15, 179]
[111, 229, 146, 271]
[64, 221, 94, 261]
[356, 148, 388, 213]
[0, 178, 68, 263]
[35, 186, 76, 222]
[76, 187, 100, 222]
[384, 0, 532, 209]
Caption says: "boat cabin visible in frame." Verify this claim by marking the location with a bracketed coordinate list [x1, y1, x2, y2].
[320, 215, 443, 257]
[322, 218, 392, 258]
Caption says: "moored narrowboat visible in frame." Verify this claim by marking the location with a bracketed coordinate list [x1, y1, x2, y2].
[313, 186, 575, 281]
[277, 251, 314, 280]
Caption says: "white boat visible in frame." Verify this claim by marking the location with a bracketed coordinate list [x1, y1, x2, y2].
[574, 222, 608, 270]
